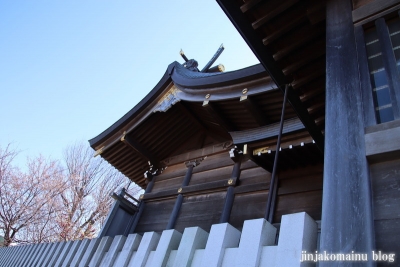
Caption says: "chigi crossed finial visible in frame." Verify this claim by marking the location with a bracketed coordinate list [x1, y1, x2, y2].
[180, 44, 225, 73]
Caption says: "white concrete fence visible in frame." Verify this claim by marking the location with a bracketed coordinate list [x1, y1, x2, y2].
[0, 212, 317, 267]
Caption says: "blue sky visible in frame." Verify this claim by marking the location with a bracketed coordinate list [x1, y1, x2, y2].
[0, 1, 259, 168]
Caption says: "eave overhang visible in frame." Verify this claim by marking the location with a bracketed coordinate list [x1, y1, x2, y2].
[89, 62, 271, 149]
[216, 0, 327, 153]
[90, 62, 302, 187]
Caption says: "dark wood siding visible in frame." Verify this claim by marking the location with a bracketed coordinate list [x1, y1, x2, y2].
[274, 164, 323, 223]
[151, 162, 186, 193]
[229, 191, 268, 230]
[135, 199, 176, 234]
[229, 162, 323, 229]
[371, 158, 400, 263]
[174, 192, 226, 233]
[136, 150, 323, 234]
[136, 150, 234, 233]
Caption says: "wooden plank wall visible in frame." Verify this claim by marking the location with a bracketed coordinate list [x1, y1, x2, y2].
[136, 151, 234, 233]
[230, 161, 323, 230]
[136, 150, 323, 234]
[135, 160, 186, 233]
[174, 152, 234, 232]
[370, 158, 400, 259]
[275, 164, 323, 223]
[174, 192, 226, 232]
[229, 160, 270, 229]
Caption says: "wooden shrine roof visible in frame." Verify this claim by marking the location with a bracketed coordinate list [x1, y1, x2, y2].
[89, 61, 322, 187]
[89, 0, 336, 187]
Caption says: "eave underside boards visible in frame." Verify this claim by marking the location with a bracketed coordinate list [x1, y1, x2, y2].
[129, 107, 200, 160]
[103, 106, 206, 187]
[217, 0, 327, 150]
[100, 141, 148, 188]
[178, 102, 231, 144]
[215, 91, 297, 131]
[243, 128, 323, 172]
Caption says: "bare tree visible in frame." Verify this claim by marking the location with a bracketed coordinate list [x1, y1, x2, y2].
[54, 142, 140, 241]
[0, 145, 63, 246]
[0, 142, 140, 246]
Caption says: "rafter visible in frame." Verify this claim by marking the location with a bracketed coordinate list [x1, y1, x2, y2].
[240, 0, 262, 13]
[216, 0, 324, 153]
[177, 102, 228, 142]
[202, 101, 235, 131]
[252, 0, 299, 30]
[121, 132, 159, 166]
[240, 95, 269, 126]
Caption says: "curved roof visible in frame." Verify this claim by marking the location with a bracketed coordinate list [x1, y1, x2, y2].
[88, 61, 310, 187]
[89, 62, 267, 148]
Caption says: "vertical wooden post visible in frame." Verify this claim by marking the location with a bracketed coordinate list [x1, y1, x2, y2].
[128, 171, 156, 234]
[166, 162, 196, 230]
[321, 0, 375, 264]
[220, 149, 242, 223]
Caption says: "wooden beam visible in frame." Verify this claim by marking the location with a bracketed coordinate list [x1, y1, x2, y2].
[142, 178, 236, 201]
[216, 0, 289, 86]
[202, 101, 235, 131]
[233, 181, 269, 194]
[299, 78, 325, 102]
[179, 49, 189, 62]
[240, 95, 269, 126]
[177, 102, 207, 129]
[177, 102, 227, 142]
[306, 0, 326, 25]
[240, 0, 262, 13]
[111, 192, 139, 213]
[261, 6, 306, 45]
[291, 58, 325, 88]
[216, 0, 325, 153]
[121, 132, 159, 166]
[273, 23, 325, 61]
[282, 38, 326, 75]
[307, 102, 325, 115]
[352, 0, 400, 23]
[285, 86, 324, 153]
[201, 44, 225, 72]
[252, 0, 299, 30]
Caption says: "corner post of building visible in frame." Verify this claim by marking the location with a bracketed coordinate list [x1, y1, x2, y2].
[321, 0, 375, 264]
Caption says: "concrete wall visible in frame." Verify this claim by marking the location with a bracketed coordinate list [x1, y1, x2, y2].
[0, 212, 317, 267]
